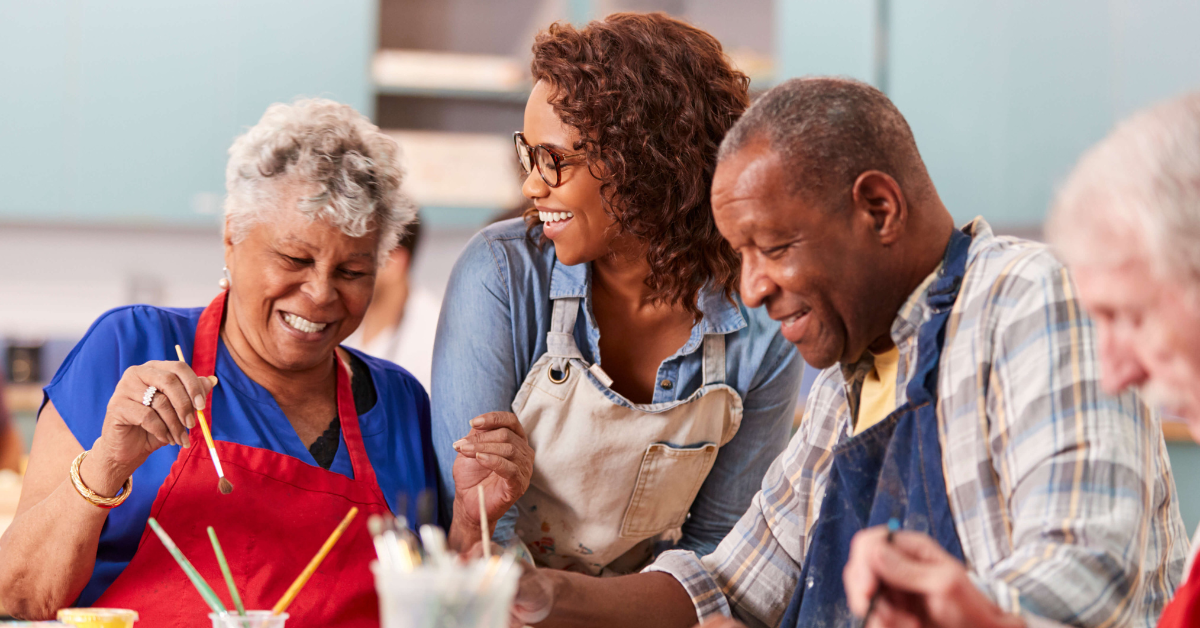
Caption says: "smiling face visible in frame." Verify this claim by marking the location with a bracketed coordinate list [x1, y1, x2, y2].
[1070, 225, 1200, 430]
[520, 80, 617, 266]
[223, 179, 378, 372]
[712, 140, 898, 369]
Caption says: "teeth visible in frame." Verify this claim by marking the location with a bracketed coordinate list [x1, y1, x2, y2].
[783, 310, 809, 326]
[283, 313, 328, 333]
[539, 211, 575, 223]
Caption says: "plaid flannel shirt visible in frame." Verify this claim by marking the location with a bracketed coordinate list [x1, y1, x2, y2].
[647, 218, 1188, 628]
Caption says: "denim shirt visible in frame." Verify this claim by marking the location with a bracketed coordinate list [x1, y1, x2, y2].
[431, 218, 803, 556]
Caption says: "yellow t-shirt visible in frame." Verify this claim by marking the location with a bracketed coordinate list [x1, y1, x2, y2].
[855, 346, 900, 435]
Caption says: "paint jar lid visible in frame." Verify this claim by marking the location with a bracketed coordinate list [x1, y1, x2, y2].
[55, 608, 138, 627]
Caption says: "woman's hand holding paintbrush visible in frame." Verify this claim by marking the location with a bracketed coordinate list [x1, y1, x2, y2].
[448, 411, 534, 552]
[844, 525, 1025, 628]
[87, 356, 218, 490]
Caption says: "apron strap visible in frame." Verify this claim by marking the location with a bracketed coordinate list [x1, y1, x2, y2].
[334, 351, 379, 488]
[701, 334, 726, 386]
[905, 228, 973, 407]
[546, 297, 585, 369]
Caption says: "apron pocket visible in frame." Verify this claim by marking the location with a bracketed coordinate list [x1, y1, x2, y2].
[619, 442, 719, 539]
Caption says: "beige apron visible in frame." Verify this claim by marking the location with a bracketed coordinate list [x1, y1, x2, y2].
[511, 296, 744, 575]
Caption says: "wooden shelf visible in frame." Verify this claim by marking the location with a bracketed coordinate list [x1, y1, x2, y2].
[376, 84, 530, 103]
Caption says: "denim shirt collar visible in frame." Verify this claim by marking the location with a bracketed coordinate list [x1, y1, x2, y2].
[548, 258, 747, 360]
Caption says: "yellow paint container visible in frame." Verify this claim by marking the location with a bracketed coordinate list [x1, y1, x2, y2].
[55, 608, 138, 628]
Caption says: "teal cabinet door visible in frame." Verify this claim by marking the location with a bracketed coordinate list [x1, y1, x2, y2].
[0, 0, 375, 226]
[773, 0, 1200, 227]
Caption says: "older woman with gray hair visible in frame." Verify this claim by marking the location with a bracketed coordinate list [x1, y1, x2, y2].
[0, 99, 530, 625]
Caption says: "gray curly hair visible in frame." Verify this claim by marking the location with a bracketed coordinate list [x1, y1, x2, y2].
[224, 98, 415, 262]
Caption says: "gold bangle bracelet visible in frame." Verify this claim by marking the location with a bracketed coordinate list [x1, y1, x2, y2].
[69, 450, 132, 509]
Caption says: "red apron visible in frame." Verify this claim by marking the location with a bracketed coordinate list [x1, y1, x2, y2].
[1159, 557, 1200, 628]
[95, 292, 388, 627]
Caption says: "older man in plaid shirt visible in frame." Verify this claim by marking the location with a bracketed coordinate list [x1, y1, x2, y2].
[841, 93, 1200, 628]
[507, 77, 1187, 628]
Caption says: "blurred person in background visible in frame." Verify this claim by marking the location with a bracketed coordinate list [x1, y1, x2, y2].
[0, 98, 528, 625]
[343, 214, 442, 391]
[434, 12, 803, 576]
[839, 91, 1200, 628]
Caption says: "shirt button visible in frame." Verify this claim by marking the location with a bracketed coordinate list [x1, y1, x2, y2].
[660, 380, 673, 390]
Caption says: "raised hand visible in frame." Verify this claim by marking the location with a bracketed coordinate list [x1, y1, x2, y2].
[92, 360, 217, 479]
[449, 411, 534, 545]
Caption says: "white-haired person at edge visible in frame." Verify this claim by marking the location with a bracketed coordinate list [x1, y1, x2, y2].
[499, 77, 1187, 628]
[0, 99, 532, 626]
[838, 92, 1200, 628]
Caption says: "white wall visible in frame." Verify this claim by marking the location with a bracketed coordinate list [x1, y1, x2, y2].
[0, 223, 475, 341]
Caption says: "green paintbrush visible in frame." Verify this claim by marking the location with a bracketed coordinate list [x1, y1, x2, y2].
[208, 526, 246, 616]
[147, 517, 227, 614]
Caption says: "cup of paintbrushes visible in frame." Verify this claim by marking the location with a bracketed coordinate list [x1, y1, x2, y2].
[373, 553, 520, 628]
[208, 611, 288, 628]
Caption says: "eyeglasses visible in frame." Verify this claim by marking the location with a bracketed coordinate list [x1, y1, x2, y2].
[513, 132, 585, 188]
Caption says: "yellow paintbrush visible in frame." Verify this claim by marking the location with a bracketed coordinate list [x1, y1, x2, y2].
[175, 344, 233, 494]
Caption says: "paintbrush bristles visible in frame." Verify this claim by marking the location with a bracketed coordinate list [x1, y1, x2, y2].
[218, 477, 234, 494]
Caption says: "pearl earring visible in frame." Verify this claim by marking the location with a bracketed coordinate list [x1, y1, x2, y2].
[218, 266, 231, 290]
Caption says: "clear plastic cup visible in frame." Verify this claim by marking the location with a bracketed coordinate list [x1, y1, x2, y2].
[208, 611, 288, 628]
[373, 556, 519, 628]
[55, 608, 138, 628]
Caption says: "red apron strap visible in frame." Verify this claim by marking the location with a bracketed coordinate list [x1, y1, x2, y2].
[334, 352, 379, 490]
[192, 291, 227, 379]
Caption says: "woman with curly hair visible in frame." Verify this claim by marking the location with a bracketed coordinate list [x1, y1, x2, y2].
[433, 12, 803, 575]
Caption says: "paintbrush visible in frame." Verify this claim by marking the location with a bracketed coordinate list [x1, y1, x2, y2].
[478, 485, 491, 560]
[148, 517, 227, 614]
[861, 517, 901, 628]
[272, 507, 359, 615]
[175, 344, 233, 494]
[207, 526, 246, 616]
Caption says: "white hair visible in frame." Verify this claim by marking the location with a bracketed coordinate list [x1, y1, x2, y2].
[224, 98, 416, 262]
[1047, 92, 1200, 285]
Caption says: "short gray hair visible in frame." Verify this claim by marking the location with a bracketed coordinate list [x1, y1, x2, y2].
[1047, 92, 1200, 284]
[224, 98, 415, 262]
[718, 76, 929, 206]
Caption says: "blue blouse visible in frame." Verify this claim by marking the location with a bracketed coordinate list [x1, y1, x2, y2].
[44, 304, 438, 605]
[431, 219, 804, 557]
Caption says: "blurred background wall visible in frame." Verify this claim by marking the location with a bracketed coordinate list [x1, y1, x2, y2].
[2, 0, 1200, 527]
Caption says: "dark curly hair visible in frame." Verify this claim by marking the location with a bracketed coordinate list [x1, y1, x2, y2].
[526, 12, 749, 318]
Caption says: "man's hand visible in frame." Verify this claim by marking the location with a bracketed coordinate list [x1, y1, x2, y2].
[510, 562, 555, 627]
[844, 526, 1025, 628]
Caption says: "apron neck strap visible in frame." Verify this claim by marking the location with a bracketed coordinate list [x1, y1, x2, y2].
[192, 291, 228, 378]
[547, 297, 585, 361]
[701, 334, 726, 386]
[333, 351, 377, 486]
[905, 228, 973, 407]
